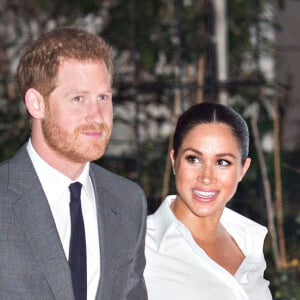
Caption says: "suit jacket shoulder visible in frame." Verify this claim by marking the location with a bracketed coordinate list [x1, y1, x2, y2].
[90, 163, 144, 195]
[0, 145, 74, 300]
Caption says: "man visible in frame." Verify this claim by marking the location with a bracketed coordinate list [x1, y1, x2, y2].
[0, 27, 148, 300]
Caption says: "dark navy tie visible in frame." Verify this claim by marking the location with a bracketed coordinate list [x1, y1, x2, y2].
[69, 182, 87, 300]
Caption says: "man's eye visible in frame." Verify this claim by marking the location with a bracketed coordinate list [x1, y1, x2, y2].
[97, 95, 107, 101]
[73, 96, 83, 102]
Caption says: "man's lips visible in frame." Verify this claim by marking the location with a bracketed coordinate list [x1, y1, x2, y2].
[82, 131, 103, 138]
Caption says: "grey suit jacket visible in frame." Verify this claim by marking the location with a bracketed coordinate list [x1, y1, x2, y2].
[0, 144, 148, 299]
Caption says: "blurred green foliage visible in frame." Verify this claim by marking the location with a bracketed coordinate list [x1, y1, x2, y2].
[0, 0, 299, 298]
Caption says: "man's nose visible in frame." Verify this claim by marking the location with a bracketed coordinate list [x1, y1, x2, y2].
[85, 100, 103, 124]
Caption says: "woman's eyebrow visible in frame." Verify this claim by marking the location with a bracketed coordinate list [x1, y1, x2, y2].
[182, 147, 237, 159]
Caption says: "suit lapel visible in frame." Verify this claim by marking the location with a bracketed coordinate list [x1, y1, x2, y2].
[90, 167, 121, 300]
[9, 146, 74, 299]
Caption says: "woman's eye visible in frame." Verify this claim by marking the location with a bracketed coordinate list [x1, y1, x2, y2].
[186, 155, 201, 164]
[217, 159, 231, 166]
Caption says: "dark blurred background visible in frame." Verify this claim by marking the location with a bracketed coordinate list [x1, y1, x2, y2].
[0, 0, 299, 298]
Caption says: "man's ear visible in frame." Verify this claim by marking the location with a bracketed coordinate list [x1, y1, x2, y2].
[24, 88, 45, 118]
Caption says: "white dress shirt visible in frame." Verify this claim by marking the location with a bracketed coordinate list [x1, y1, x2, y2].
[27, 140, 100, 300]
[144, 195, 272, 300]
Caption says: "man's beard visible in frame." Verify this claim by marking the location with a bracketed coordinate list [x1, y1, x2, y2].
[42, 110, 111, 163]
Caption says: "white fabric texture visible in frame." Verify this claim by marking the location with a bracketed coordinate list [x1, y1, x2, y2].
[144, 195, 272, 300]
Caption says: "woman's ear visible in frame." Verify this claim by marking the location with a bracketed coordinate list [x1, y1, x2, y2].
[24, 88, 45, 118]
[170, 149, 175, 175]
[239, 157, 251, 182]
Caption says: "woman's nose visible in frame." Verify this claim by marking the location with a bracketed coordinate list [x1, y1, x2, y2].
[198, 164, 215, 185]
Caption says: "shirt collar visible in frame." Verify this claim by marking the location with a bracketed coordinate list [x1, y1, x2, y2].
[151, 194, 268, 263]
[26, 138, 92, 201]
[151, 195, 181, 251]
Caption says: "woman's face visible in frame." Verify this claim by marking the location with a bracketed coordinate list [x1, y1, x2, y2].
[170, 122, 251, 223]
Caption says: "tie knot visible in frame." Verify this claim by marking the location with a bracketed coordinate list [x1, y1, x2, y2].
[69, 182, 82, 202]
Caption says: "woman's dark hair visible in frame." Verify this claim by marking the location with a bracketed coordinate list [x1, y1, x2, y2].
[173, 102, 249, 164]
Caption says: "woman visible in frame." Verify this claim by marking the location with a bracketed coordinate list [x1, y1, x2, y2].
[144, 102, 272, 299]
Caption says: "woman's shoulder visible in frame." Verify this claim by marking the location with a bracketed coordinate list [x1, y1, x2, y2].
[222, 207, 267, 233]
[222, 208, 268, 264]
